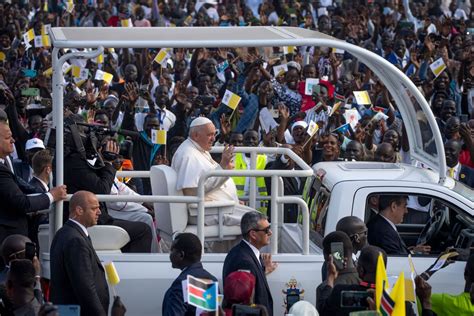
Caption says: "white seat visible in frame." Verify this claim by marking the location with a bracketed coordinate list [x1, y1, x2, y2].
[150, 165, 241, 241]
[38, 224, 130, 255]
[87, 225, 130, 253]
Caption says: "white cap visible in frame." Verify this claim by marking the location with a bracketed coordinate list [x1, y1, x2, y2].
[291, 121, 308, 132]
[25, 138, 45, 151]
[190, 117, 213, 128]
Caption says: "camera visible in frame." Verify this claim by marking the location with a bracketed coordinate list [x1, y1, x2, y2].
[45, 115, 118, 169]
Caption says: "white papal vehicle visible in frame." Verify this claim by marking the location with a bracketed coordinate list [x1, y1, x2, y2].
[38, 26, 474, 315]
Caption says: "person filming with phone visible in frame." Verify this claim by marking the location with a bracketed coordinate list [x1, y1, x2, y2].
[317, 245, 388, 316]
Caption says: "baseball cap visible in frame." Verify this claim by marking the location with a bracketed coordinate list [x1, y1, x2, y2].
[25, 138, 45, 151]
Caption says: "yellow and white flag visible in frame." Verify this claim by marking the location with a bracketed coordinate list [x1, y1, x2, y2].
[104, 262, 120, 286]
[390, 272, 406, 316]
[95, 69, 114, 84]
[353, 90, 372, 105]
[65, 0, 74, 13]
[307, 120, 319, 136]
[222, 90, 241, 110]
[43, 67, 53, 77]
[23, 29, 35, 43]
[430, 57, 446, 78]
[42, 35, 51, 47]
[151, 129, 167, 145]
[283, 46, 295, 54]
[121, 18, 133, 27]
[153, 49, 171, 66]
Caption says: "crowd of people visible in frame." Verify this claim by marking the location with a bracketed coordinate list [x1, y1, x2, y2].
[0, 0, 472, 315]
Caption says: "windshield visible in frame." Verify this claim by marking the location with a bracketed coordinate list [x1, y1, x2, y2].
[453, 181, 474, 203]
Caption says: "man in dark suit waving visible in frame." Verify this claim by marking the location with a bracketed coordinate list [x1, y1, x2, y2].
[50, 191, 111, 316]
[0, 121, 67, 244]
[223, 211, 277, 315]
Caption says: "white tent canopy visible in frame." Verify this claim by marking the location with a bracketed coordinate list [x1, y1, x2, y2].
[49, 26, 446, 232]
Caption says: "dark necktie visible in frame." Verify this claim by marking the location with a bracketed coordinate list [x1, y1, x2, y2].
[259, 255, 265, 272]
[2, 158, 12, 172]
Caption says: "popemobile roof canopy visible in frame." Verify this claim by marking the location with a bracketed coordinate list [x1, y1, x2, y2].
[48, 26, 447, 232]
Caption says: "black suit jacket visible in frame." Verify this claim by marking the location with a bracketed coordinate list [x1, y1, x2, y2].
[162, 262, 218, 316]
[29, 177, 48, 193]
[459, 165, 474, 188]
[0, 163, 50, 237]
[367, 214, 408, 255]
[50, 220, 109, 316]
[64, 152, 116, 224]
[223, 240, 273, 315]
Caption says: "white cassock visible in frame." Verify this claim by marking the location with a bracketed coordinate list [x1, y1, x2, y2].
[107, 178, 160, 253]
[171, 138, 252, 226]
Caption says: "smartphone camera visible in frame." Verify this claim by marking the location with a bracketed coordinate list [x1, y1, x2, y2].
[24, 242, 36, 261]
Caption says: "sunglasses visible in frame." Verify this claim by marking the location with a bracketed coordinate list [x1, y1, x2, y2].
[252, 225, 272, 235]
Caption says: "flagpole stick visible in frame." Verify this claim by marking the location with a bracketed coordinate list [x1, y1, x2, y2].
[111, 285, 117, 297]
[228, 107, 236, 120]
[302, 132, 317, 149]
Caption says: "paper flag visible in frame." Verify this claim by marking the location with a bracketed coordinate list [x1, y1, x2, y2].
[71, 65, 81, 78]
[34, 36, 43, 48]
[216, 60, 229, 73]
[273, 64, 288, 77]
[92, 53, 104, 64]
[222, 89, 241, 110]
[372, 111, 388, 121]
[23, 29, 35, 43]
[429, 251, 458, 272]
[151, 129, 167, 145]
[0, 52, 5, 61]
[95, 69, 113, 84]
[304, 78, 319, 95]
[65, 0, 74, 13]
[353, 90, 372, 105]
[153, 49, 171, 66]
[332, 48, 345, 54]
[259, 108, 279, 134]
[329, 101, 342, 116]
[43, 68, 53, 77]
[307, 120, 319, 136]
[43, 1, 48, 11]
[42, 35, 51, 47]
[332, 123, 350, 134]
[283, 46, 295, 55]
[430, 57, 446, 78]
[104, 262, 120, 286]
[120, 18, 133, 27]
[343, 109, 360, 129]
[41, 24, 51, 35]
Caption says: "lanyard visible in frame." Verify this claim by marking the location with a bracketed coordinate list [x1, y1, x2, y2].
[157, 108, 167, 126]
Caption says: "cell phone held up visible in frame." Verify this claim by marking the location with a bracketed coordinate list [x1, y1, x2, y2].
[340, 290, 371, 308]
[25, 242, 36, 261]
[330, 242, 345, 270]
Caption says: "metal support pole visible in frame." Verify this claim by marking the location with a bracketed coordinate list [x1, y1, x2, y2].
[270, 175, 278, 255]
[248, 152, 257, 210]
[53, 46, 104, 234]
[197, 180, 206, 252]
[278, 177, 284, 228]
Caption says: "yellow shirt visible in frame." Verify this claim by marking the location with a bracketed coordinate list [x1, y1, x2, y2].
[431, 292, 474, 316]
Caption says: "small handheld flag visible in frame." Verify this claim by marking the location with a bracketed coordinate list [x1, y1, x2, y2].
[151, 129, 167, 145]
[187, 275, 218, 311]
[331, 123, 350, 134]
[120, 18, 133, 27]
[353, 91, 372, 105]
[154, 49, 171, 66]
[430, 57, 446, 78]
[222, 89, 241, 110]
[95, 70, 114, 85]
[376, 252, 389, 312]
[104, 262, 120, 297]
[273, 64, 288, 77]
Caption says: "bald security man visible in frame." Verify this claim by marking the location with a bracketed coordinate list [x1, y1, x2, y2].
[50, 191, 122, 316]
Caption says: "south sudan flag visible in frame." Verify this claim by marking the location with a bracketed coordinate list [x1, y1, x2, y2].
[187, 275, 218, 311]
[380, 287, 395, 316]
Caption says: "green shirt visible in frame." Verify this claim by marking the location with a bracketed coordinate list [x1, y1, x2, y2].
[431, 292, 474, 316]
